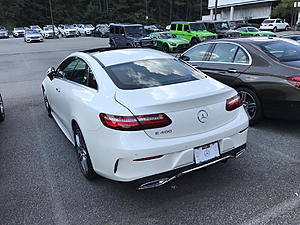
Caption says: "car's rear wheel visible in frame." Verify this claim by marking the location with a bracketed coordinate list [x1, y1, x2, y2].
[285, 26, 289, 31]
[42, 88, 52, 118]
[163, 43, 169, 53]
[237, 87, 262, 125]
[273, 27, 277, 32]
[74, 125, 97, 179]
[0, 94, 5, 122]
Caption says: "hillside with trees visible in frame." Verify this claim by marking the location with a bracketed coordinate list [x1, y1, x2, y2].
[0, 0, 208, 29]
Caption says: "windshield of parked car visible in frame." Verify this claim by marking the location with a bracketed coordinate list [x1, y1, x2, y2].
[85, 24, 93, 28]
[14, 27, 24, 30]
[190, 23, 206, 31]
[158, 33, 175, 39]
[258, 40, 300, 62]
[248, 27, 259, 32]
[214, 22, 229, 30]
[105, 59, 205, 90]
[0, 27, 6, 31]
[65, 25, 75, 29]
[27, 30, 39, 34]
[263, 19, 275, 24]
[31, 26, 40, 29]
[125, 26, 147, 36]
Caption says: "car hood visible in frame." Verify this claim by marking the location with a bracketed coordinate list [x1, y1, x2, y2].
[26, 33, 42, 37]
[0, 30, 7, 34]
[191, 30, 216, 37]
[64, 28, 77, 32]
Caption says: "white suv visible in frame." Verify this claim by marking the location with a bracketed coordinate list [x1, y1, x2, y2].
[260, 19, 289, 32]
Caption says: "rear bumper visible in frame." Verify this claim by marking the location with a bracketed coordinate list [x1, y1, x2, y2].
[84, 107, 249, 182]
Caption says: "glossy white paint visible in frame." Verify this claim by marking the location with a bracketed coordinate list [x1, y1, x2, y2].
[42, 49, 249, 182]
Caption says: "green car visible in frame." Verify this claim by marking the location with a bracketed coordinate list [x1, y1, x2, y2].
[169, 21, 217, 45]
[237, 27, 276, 37]
[149, 32, 190, 52]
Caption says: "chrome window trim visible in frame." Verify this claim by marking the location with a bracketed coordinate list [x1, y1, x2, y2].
[184, 41, 252, 66]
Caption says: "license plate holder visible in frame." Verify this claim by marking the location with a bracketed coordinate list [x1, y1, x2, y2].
[194, 142, 220, 164]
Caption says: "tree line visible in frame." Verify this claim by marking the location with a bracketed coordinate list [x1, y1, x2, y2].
[0, 0, 209, 29]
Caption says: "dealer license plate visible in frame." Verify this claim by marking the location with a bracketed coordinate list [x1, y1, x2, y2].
[194, 142, 220, 164]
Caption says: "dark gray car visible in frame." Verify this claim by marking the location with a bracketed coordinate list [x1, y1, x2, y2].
[109, 24, 155, 48]
[202, 21, 241, 38]
[179, 37, 300, 124]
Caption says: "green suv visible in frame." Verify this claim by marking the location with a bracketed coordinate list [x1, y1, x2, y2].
[169, 21, 217, 45]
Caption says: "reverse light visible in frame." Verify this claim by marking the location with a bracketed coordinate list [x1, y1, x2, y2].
[226, 94, 242, 111]
[99, 113, 172, 131]
[287, 76, 300, 88]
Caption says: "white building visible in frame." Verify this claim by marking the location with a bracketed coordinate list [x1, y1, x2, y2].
[207, 0, 279, 21]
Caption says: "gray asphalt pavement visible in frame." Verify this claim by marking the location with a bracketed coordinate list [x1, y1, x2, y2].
[0, 36, 300, 225]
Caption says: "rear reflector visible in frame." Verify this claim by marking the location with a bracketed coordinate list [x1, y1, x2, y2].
[287, 76, 300, 88]
[99, 113, 171, 131]
[133, 155, 163, 161]
[226, 94, 242, 111]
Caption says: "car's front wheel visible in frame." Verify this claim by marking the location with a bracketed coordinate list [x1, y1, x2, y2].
[163, 43, 169, 52]
[74, 125, 97, 179]
[237, 87, 262, 125]
[0, 94, 5, 122]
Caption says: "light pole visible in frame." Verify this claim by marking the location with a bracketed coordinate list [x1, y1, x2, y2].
[214, 0, 218, 20]
[49, 0, 55, 37]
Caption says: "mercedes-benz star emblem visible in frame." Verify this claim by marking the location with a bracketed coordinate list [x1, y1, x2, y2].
[197, 110, 208, 123]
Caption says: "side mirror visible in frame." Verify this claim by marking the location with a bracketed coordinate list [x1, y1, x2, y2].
[187, 29, 191, 33]
[121, 33, 125, 37]
[178, 55, 190, 61]
[47, 67, 56, 80]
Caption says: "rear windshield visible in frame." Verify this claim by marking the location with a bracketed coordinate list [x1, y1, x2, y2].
[263, 19, 275, 24]
[258, 40, 300, 62]
[105, 59, 205, 90]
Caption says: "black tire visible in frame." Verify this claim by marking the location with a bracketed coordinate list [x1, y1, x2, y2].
[273, 27, 277, 32]
[110, 39, 116, 48]
[191, 38, 198, 46]
[0, 94, 5, 122]
[285, 26, 288, 31]
[42, 88, 52, 118]
[237, 87, 263, 125]
[74, 125, 97, 179]
[163, 43, 169, 53]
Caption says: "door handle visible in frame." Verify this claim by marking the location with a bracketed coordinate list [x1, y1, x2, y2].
[227, 69, 237, 73]
[56, 88, 61, 93]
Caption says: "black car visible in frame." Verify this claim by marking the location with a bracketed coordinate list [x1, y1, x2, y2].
[229, 20, 251, 29]
[109, 23, 155, 48]
[178, 37, 300, 124]
[281, 34, 300, 43]
[93, 24, 109, 37]
[202, 21, 241, 38]
[0, 94, 5, 122]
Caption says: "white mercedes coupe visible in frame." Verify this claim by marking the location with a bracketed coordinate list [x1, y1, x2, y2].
[42, 48, 248, 188]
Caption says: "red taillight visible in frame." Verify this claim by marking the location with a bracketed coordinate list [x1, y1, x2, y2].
[287, 76, 300, 88]
[269, 24, 273, 26]
[99, 113, 172, 131]
[226, 94, 242, 111]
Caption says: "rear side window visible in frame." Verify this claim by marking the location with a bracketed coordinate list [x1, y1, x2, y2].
[209, 43, 238, 62]
[184, 25, 189, 31]
[105, 59, 205, 90]
[110, 26, 114, 33]
[234, 47, 249, 64]
[170, 24, 176, 30]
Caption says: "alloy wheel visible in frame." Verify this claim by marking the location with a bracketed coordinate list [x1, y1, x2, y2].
[75, 129, 89, 175]
[238, 91, 257, 120]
